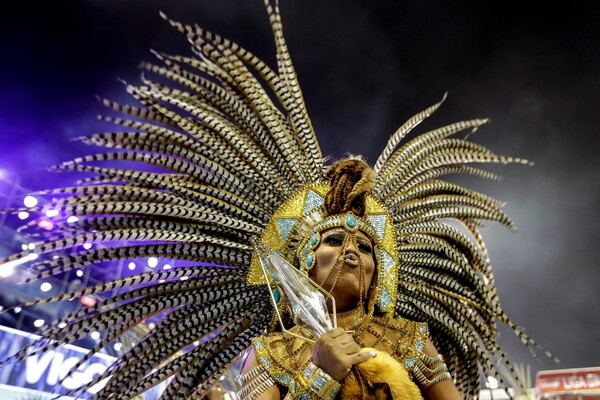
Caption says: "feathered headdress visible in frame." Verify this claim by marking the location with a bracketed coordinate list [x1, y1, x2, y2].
[0, 1, 544, 399]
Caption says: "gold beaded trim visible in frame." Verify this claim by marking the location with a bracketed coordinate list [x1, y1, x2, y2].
[238, 364, 276, 399]
[301, 363, 341, 399]
[412, 353, 452, 387]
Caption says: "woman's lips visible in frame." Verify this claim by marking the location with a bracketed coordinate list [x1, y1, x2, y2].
[344, 253, 359, 267]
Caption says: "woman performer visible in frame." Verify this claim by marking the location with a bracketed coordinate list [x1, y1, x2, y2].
[239, 158, 463, 400]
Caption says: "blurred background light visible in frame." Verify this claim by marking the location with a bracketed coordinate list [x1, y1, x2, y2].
[23, 196, 38, 208]
[128, 262, 136, 271]
[40, 282, 52, 292]
[44, 209, 59, 217]
[0, 253, 39, 270]
[17, 211, 29, 220]
[80, 295, 97, 307]
[90, 331, 100, 340]
[67, 216, 79, 223]
[148, 257, 158, 268]
[0, 265, 15, 278]
[33, 319, 45, 328]
[486, 376, 499, 389]
[37, 220, 54, 231]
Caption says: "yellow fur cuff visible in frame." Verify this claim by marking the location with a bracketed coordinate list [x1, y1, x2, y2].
[341, 348, 424, 400]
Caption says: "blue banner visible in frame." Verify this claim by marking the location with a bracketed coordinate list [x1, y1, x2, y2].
[0, 324, 163, 399]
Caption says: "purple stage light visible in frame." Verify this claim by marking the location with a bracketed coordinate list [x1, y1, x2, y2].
[80, 295, 97, 307]
[36, 220, 54, 231]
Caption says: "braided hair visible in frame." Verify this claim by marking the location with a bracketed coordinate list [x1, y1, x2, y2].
[324, 157, 376, 218]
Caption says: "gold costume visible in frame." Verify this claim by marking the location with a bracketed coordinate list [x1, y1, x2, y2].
[241, 303, 452, 399]
[252, 308, 428, 399]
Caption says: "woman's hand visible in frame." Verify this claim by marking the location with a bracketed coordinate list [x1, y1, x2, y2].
[312, 327, 373, 382]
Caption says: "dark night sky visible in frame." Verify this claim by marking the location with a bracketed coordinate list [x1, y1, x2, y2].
[0, 0, 598, 377]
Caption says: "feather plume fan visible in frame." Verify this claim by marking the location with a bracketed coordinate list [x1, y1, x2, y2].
[0, 1, 548, 399]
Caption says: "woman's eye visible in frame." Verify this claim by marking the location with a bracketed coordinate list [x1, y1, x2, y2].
[323, 234, 344, 246]
[358, 242, 373, 254]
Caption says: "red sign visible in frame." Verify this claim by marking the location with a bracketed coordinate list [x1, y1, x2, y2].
[536, 367, 600, 400]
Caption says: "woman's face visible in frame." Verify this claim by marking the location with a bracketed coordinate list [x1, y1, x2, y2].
[311, 228, 376, 313]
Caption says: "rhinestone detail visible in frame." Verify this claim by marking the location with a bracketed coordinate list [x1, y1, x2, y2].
[303, 189, 324, 214]
[276, 218, 298, 241]
[367, 214, 387, 242]
[380, 286, 392, 308]
[406, 356, 418, 368]
[381, 249, 395, 275]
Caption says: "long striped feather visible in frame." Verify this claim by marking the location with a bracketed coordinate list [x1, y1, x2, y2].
[374, 93, 447, 174]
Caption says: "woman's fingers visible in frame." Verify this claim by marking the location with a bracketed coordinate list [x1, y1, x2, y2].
[320, 328, 362, 354]
[328, 327, 347, 338]
[350, 350, 376, 366]
[338, 339, 361, 353]
[336, 335, 356, 346]
[313, 329, 377, 380]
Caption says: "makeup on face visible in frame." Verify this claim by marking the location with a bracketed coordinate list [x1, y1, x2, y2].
[321, 229, 374, 255]
[311, 228, 376, 312]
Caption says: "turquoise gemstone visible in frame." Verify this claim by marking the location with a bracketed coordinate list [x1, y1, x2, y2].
[260, 356, 271, 368]
[310, 232, 319, 248]
[273, 289, 281, 304]
[345, 213, 358, 229]
[306, 252, 314, 268]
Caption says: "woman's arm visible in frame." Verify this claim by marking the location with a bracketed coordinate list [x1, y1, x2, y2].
[418, 339, 463, 400]
[239, 347, 281, 400]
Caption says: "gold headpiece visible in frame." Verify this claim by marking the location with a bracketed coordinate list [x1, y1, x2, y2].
[249, 182, 399, 314]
